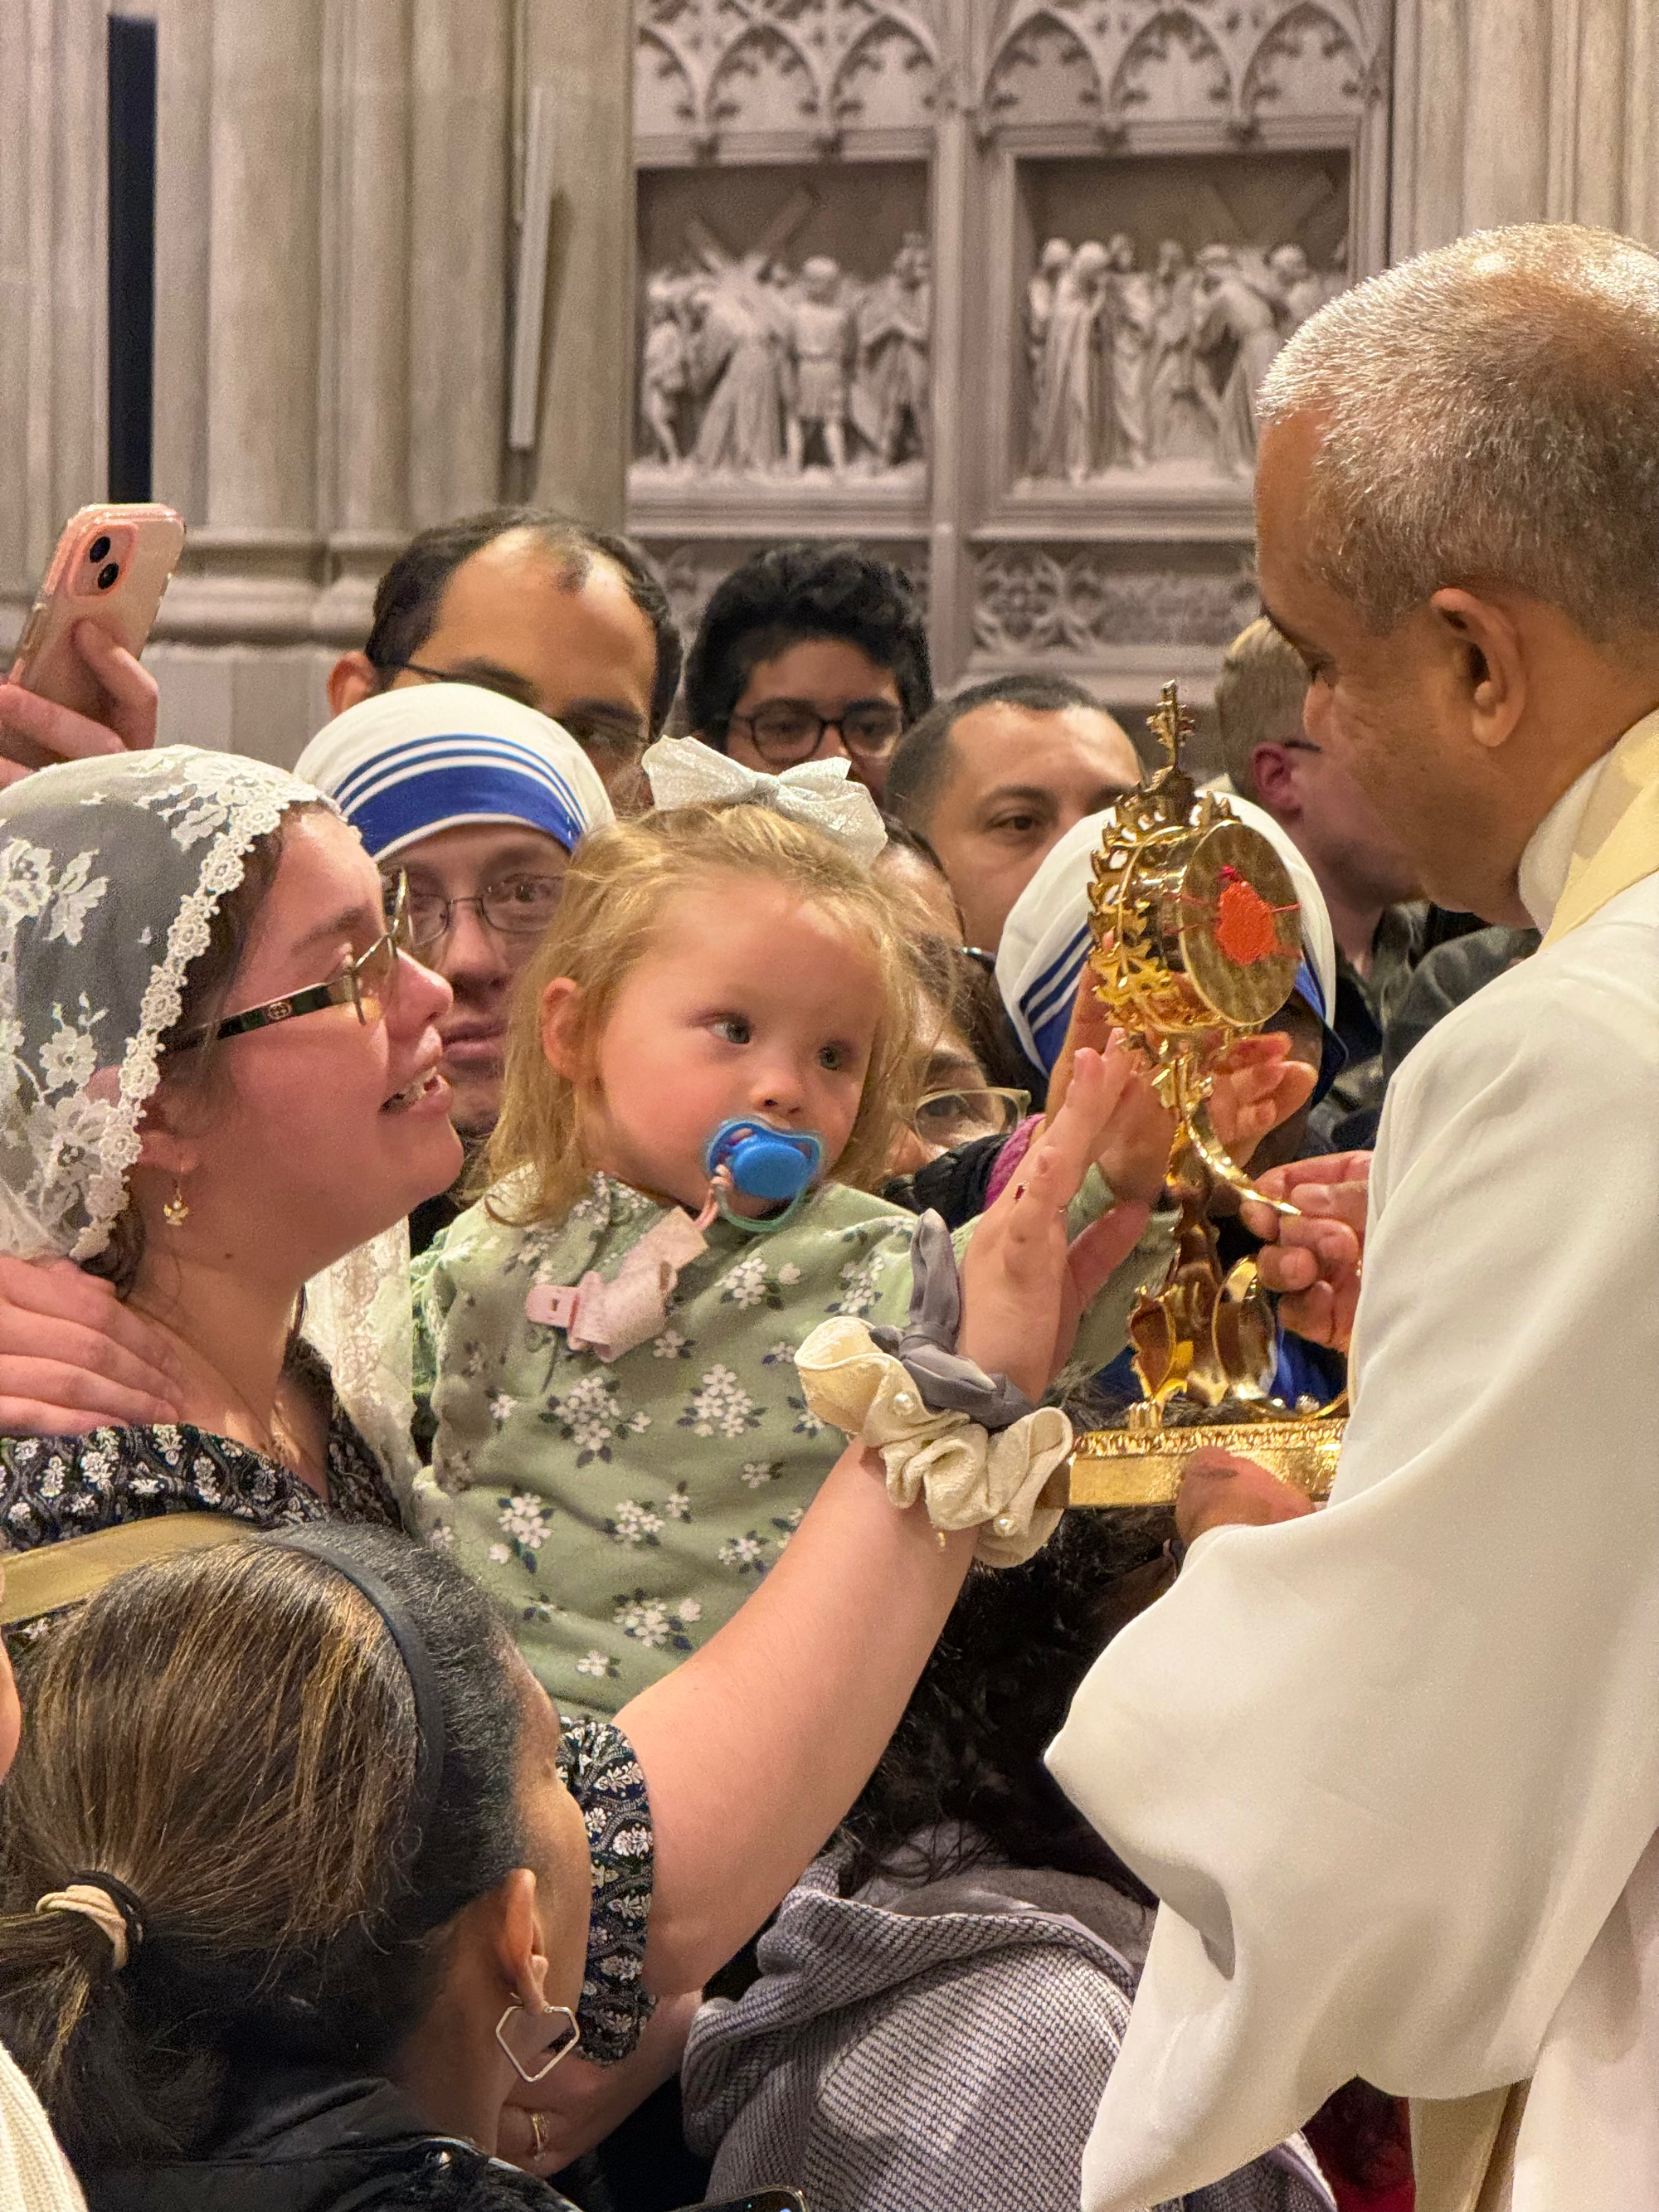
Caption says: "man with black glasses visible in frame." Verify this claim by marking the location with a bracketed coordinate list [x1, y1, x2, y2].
[684, 542, 933, 804]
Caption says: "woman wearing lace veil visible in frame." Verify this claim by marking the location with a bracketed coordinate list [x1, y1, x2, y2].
[0, 746, 449, 1582]
[0, 745, 1159, 2196]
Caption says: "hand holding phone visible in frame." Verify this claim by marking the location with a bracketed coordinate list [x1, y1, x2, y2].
[0, 503, 183, 785]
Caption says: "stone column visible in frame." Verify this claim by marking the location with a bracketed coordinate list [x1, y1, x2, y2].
[408, 0, 512, 527]
[0, 0, 107, 621]
[202, 0, 325, 549]
[150, 0, 213, 528]
[520, 0, 636, 530]
[1392, 0, 1659, 254]
[153, 0, 328, 760]
[314, 0, 416, 644]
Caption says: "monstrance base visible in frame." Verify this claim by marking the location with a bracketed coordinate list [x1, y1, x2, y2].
[1064, 1417, 1347, 1507]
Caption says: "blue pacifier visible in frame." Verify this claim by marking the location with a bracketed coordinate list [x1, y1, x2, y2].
[703, 1118, 824, 1232]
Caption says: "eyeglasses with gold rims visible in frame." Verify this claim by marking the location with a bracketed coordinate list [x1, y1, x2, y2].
[909, 1086, 1030, 1150]
[165, 876, 417, 1054]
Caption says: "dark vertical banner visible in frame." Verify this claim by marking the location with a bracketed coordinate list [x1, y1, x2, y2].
[107, 16, 158, 502]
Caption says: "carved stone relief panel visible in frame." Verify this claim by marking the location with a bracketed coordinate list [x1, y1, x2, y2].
[638, 0, 941, 154]
[982, 2, 1387, 136]
[634, 163, 932, 498]
[1015, 149, 1349, 489]
[971, 542, 1259, 659]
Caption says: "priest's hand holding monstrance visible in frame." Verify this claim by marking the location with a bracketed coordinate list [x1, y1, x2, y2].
[1067, 683, 1350, 1510]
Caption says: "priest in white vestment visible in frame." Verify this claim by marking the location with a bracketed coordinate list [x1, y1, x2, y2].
[1047, 223, 1659, 2212]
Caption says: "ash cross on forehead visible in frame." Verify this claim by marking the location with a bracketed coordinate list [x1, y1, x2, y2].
[1147, 681, 1196, 772]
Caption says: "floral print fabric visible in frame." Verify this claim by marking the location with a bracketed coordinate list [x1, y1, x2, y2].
[560, 1714, 656, 2063]
[411, 1169, 1167, 1721]
[0, 1356, 402, 1663]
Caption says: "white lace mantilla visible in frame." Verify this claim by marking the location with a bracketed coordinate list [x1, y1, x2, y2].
[0, 747, 336, 1262]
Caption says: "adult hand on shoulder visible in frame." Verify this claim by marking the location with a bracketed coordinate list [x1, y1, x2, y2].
[1240, 1151, 1370, 1352]
[0, 1255, 184, 1433]
[961, 1041, 1153, 1399]
[1176, 1444, 1316, 1548]
[0, 621, 159, 788]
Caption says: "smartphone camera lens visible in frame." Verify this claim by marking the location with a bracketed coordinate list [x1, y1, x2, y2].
[87, 535, 111, 564]
[96, 562, 120, 591]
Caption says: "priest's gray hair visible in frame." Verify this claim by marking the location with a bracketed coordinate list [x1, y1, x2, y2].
[1258, 224, 1659, 648]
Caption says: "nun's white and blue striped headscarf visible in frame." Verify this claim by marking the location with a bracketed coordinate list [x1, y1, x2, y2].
[294, 683, 613, 864]
[995, 794, 1345, 1099]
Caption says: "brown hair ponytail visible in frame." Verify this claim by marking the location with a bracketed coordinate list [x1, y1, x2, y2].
[0, 1530, 529, 2175]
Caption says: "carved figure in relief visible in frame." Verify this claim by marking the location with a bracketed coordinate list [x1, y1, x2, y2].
[687, 265, 790, 475]
[1192, 244, 1286, 475]
[854, 232, 932, 466]
[1267, 242, 1323, 328]
[1104, 231, 1155, 471]
[1026, 238, 1073, 449]
[640, 276, 690, 465]
[1146, 239, 1209, 463]
[1033, 239, 1112, 484]
[783, 255, 855, 474]
[634, 189, 930, 483]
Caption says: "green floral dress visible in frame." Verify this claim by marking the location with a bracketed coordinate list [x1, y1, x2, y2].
[411, 1169, 1170, 1719]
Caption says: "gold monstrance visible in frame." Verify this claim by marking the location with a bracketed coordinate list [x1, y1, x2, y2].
[1067, 683, 1346, 1510]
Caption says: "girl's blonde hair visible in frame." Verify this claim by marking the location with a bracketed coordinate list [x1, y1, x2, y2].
[488, 800, 922, 1223]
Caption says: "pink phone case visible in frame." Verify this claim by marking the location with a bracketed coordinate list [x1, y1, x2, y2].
[7, 503, 186, 723]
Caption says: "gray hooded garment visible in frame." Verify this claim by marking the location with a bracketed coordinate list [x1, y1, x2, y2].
[683, 1839, 1334, 2212]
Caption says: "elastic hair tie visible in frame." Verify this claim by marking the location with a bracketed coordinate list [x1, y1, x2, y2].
[35, 1871, 147, 1972]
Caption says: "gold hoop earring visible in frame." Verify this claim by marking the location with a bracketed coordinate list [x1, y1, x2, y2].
[163, 1182, 190, 1228]
[494, 1998, 581, 2084]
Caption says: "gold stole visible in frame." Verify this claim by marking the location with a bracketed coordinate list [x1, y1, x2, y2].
[1410, 706, 1659, 2212]
[1541, 707, 1659, 948]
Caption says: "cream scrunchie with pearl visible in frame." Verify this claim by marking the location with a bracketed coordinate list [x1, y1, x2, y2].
[794, 1316, 1072, 1568]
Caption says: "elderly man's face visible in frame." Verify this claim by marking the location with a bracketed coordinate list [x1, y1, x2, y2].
[333, 531, 659, 812]
[921, 701, 1141, 953]
[387, 820, 571, 1142]
[1255, 414, 1520, 919]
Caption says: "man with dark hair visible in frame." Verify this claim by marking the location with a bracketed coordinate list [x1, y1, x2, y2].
[885, 673, 1141, 952]
[326, 506, 683, 806]
[314, 509, 681, 1177]
[684, 541, 932, 802]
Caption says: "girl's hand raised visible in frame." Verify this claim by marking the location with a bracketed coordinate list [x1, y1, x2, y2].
[960, 1042, 1153, 1399]
[1044, 969, 1316, 1203]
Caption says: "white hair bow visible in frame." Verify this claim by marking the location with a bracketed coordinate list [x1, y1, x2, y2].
[641, 737, 888, 869]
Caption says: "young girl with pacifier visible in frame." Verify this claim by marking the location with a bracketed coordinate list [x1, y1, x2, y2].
[411, 784, 1183, 1722]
